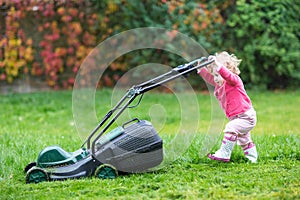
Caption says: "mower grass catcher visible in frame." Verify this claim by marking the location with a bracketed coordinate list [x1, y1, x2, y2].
[24, 57, 213, 183]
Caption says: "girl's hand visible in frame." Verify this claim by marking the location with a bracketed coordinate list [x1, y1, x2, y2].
[208, 55, 222, 71]
[207, 55, 216, 73]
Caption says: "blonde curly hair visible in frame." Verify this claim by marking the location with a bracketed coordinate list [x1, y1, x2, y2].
[215, 51, 242, 75]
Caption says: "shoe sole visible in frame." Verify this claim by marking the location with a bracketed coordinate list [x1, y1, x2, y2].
[207, 154, 230, 162]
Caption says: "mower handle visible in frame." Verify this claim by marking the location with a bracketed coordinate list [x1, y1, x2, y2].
[88, 57, 214, 154]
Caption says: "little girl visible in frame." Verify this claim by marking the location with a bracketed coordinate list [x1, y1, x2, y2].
[198, 51, 258, 163]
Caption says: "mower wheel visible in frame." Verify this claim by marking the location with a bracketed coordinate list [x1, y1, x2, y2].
[26, 166, 49, 184]
[95, 164, 118, 179]
[24, 162, 37, 173]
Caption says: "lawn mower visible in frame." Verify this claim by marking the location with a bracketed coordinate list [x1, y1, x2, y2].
[24, 57, 213, 184]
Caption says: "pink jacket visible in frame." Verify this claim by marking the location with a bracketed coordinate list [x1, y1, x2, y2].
[198, 66, 253, 118]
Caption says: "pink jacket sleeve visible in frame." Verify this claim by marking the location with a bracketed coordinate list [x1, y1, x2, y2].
[218, 66, 241, 86]
[198, 68, 216, 86]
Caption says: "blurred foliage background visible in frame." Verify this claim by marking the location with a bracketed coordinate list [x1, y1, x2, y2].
[0, 0, 299, 90]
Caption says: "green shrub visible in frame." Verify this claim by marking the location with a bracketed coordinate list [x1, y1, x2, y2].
[224, 0, 300, 89]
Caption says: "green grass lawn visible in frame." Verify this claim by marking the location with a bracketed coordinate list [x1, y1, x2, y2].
[0, 89, 299, 199]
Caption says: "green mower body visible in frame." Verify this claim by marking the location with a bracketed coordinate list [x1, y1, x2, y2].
[37, 146, 89, 168]
[37, 126, 125, 168]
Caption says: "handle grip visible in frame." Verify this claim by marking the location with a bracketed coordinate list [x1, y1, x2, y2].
[173, 57, 208, 73]
[122, 118, 140, 128]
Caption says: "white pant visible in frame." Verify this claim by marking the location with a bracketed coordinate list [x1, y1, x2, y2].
[224, 108, 257, 146]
